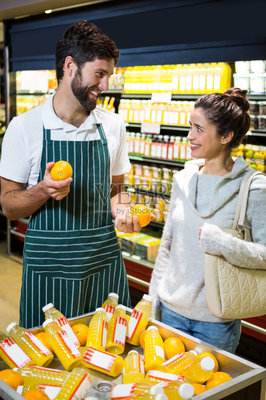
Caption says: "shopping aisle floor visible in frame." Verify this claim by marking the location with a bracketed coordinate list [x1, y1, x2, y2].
[0, 239, 22, 332]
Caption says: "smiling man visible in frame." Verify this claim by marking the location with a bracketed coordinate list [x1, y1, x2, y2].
[0, 20, 139, 328]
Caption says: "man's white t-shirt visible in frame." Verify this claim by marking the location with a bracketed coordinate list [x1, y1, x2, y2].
[0, 94, 131, 188]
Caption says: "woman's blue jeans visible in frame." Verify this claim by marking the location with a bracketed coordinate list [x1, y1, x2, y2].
[161, 303, 241, 353]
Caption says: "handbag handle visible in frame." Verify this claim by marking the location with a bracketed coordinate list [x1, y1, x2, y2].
[232, 170, 263, 232]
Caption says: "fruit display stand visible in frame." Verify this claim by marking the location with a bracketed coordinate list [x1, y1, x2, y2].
[0, 309, 265, 400]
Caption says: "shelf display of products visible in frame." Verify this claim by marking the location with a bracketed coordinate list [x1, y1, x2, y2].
[234, 60, 266, 94]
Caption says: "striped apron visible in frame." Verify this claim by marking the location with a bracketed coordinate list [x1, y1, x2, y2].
[20, 123, 131, 329]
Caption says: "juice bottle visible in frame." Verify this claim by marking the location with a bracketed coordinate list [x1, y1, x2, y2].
[102, 292, 119, 322]
[6, 322, 54, 367]
[54, 367, 93, 400]
[126, 294, 152, 346]
[111, 383, 165, 399]
[144, 326, 165, 372]
[146, 369, 188, 385]
[106, 305, 128, 354]
[82, 346, 123, 377]
[159, 351, 196, 374]
[111, 382, 152, 399]
[0, 331, 33, 368]
[42, 303, 80, 347]
[163, 382, 194, 400]
[182, 356, 215, 383]
[86, 307, 108, 350]
[43, 319, 82, 371]
[123, 350, 145, 383]
[14, 366, 69, 388]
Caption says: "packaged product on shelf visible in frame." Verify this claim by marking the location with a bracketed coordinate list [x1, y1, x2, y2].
[259, 101, 266, 115]
[135, 235, 161, 262]
[121, 232, 148, 255]
[233, 73, 250, 91]
[162, 168, 173, 181]
[249, 101, 260, 115]
[151, 167, 162, 180]
[143, 165, 152, 178]
[258, 115, 266, 130]
[250, 60, 265, 74]
[249, 115, 259, 130]
[135, 164, 143, 176]
[250, 74, 266, 94]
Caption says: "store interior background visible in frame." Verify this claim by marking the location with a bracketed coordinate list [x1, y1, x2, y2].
[0, 0, 265, 368]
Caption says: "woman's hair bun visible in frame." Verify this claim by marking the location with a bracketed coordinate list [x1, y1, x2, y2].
[224, 88, 250, 112]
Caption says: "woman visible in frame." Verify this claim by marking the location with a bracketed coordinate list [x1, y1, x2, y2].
[149, 88, 266, 353]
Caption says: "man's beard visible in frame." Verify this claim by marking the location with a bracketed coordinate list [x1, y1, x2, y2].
[71, 68, 98, 113]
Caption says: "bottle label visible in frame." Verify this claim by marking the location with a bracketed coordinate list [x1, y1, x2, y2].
[102, 320, 108, 348]
[83, 347, 116, 372]
[147, 369, 182, 382]
[57, 330, 81, 358]
[38, 384, 61, 400]
[0, 337, 32, 368]
[103, 305, 115, 322]
[56, 317, 80, 347]
[126, 310, 143, 342]
[112, 317, 127, 346]
[162, 352, 185, 366]
[155, 345, 165, 359]
[111, 383, 137, 398]
[139, 355, 145, 375]
[24, 331, 51, 356]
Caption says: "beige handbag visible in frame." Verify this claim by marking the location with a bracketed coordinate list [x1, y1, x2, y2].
[204, 170, 266, 319]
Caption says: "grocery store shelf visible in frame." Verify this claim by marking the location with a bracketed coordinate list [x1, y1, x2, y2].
[129, 154, 185, 168]
[123, 251, 154, 270]
[247, 94, 266, 101]
[247, 130, 266, 137]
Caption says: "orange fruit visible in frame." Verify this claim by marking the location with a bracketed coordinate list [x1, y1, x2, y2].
[163, 336, 185, 360]
[35, 331, 53, 353]
[196, 351, 219, 372]
[71, 323, 89, 346]
[192, 383, 207, 395]
[0, 369, 24, 390]
[51, 160, 73, 181]
[23, 389, 50, 400]
[139, 329, 147, 349]
[130, 205, 152, 227]
[206, 371, 232, 390]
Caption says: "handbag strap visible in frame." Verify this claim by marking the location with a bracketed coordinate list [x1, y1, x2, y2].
[232, 170, 263, 232]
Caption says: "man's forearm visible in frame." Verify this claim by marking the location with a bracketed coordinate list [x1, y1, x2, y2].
[1, 181, 49, 220]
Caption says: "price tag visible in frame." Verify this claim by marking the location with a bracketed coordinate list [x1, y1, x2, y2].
[151, 92, 172, 103]
[141, 122, 161, 134]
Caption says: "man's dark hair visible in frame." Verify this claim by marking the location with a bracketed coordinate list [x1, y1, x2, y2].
[55, 20, 120, 82]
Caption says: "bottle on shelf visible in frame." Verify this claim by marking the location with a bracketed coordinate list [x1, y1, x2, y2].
[82, 346, 124, 377]
[42, 303, 80, 347]
[0, 331, 33, 369]
[106, 305, 128, 354]
[14, 366, 69, 389]
[182, 356, 215, 383]
[159, 351, 196, 375]
[42, 319, 82, 371]
[144, 326, 165, 372]
[126, 294, 153, 346]
[6, 322, 53, 367]
[54, 367, 93, 400]
[123, 350, 145, 383]
[102, 292, 119, 322]
[86, 307, 108, 350]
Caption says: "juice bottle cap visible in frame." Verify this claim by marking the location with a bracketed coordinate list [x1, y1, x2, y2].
[147, 325, 158, 331]
[42, 319, 53, 328]
[108, 293, 119, 299]
[128, 350, 139, 355]
[6, 322, 17, 333]
[95, 307, 106, 313]
[142, 294, 153, 302]
[150, 384, 164, 395]
[154, 395, 168, 400]
[179, 383, 195, 399]
[200, 356, 215, 371]
[42, 303, 54, 312]
[16, 386, 23, 395]
[116, 304, 126, 311]
[13, 368, 19, 372]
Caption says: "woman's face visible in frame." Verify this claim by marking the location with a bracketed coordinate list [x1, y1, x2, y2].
[187, 107, 227, 160]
